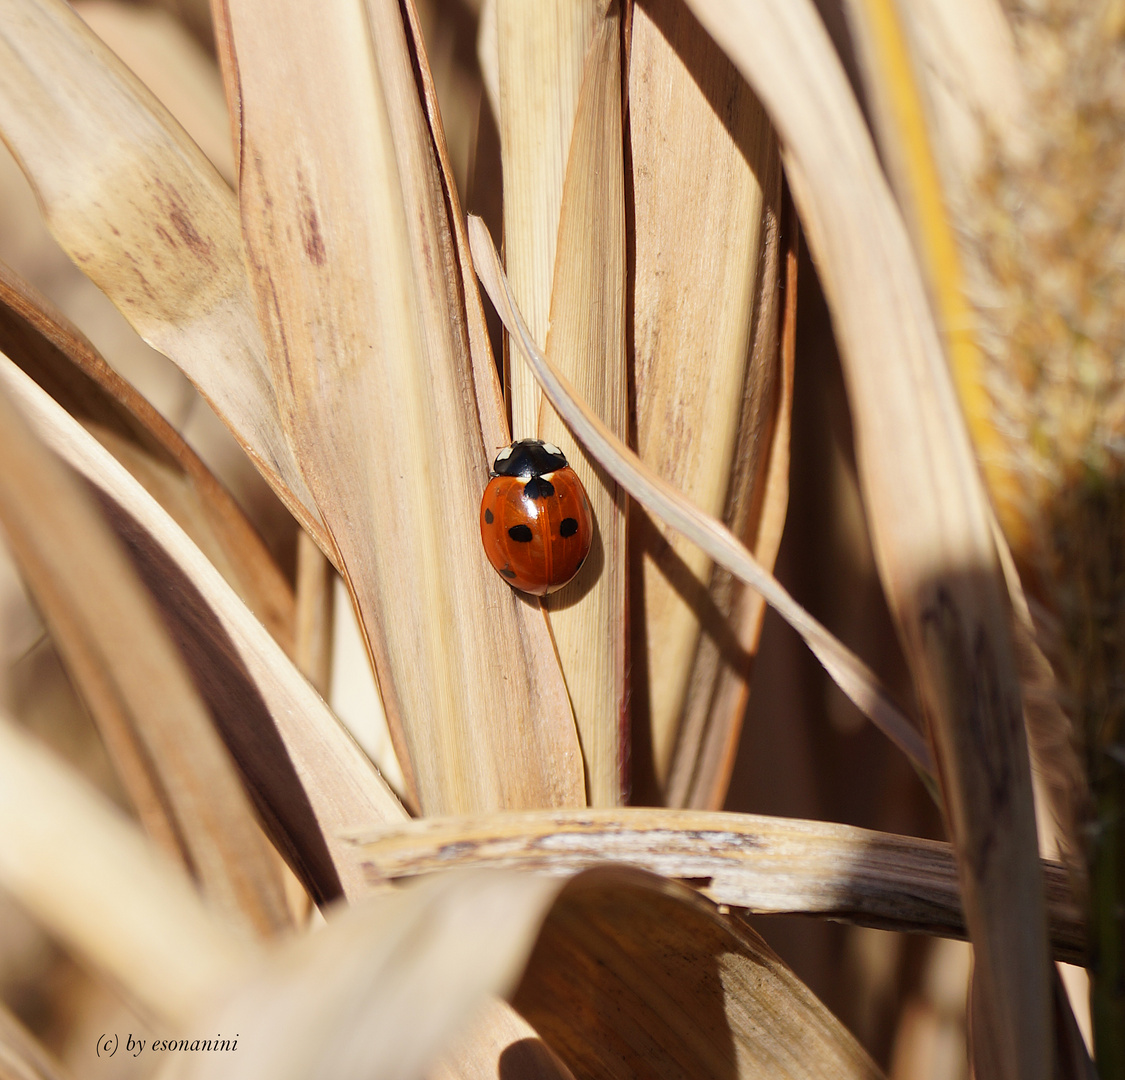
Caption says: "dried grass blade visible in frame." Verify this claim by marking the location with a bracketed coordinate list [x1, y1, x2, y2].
[0, 263, 295, 656]
[514, 867, 886, 1080]
[868, 0, 1028, 198]
[666, 200, 797, 809]
[410, 0, 625, 810]
[0, 358, 404, 901]
[0, 371, 292, 936]
[539, 2, 628, 807]
[671, 5, 1053, 1076]
[0, 0, 326, 550]
[352, 808, 1083, 963]
[0, 709, 255, 1026]
[158, 872, 565, 1080]
[72, 0, 237, 186]
[628, 0, 784, 807]
[469, 216, 931, 776]
[224, 0, 584, 814]
[400, 0, 510, 460]
[496, 0, 600, 434]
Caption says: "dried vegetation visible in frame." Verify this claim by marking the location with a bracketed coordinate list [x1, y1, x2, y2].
[0, 0, 1118, 1077]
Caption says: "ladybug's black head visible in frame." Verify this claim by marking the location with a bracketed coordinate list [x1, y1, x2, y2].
[492, 439, 569, 478]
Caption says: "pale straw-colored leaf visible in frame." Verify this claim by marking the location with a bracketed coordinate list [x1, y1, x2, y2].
[0, 262, 295, 656]
[496, 0, 600, 433]
[0, 0, 327, 551]
[513, 867, 886, 1080]
[667, 208, 797, 808]
[670, 3, 1052, 1076]
[865, 0, 1029, 197]
[0, 1002, 69, 1080]
[0, 708, 255, 1026]
[398, 0, 513, 472]
[538, 2, 628, 807]
[0, 357, 403, 901]
[469, 214, 932, 777]
[0, 371, 292, 936]
[351, 808, 1083, 963]
[159, 872, 566, 1080]
[427, 1009, 577, 1080]
[493, 0, 627, 804]
[220, 0, 584, 814]
[628, 0, 784, 807]
[329, 575, 407, 802]
[72, 0, 236, 185]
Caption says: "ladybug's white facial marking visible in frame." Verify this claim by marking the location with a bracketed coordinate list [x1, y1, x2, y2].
[542, 442, 562, 457]
[495, 446, 513, 462]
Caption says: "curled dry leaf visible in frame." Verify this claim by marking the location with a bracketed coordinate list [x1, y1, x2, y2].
[0, 0, 327, 552]
[513, 867, 886, 1080]
[220, 0, 584, 815]
[0, 372, 292, 937]
[158, 872, 565, 1080]
[0, 708, 255, 1026]
[351, 808, 1084, 963]
[0, 262, 295, 656]
[672, 3, 1051, 1076]
[468, 214, 932, 777]
[0, 358, 403, 902]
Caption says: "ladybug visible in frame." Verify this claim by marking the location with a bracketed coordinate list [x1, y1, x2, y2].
[480, 439, 593, 595]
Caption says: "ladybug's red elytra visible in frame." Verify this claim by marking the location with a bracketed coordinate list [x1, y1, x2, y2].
[480, 439, 593, 596]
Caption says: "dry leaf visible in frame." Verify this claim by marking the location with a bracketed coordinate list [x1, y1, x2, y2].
[514, 867, 887, 1079]
[0, 0, 327, 550]
[539, 2, 628, 807]
[0, 262, 295, 656]
[220, 0, 584, 814]
[0, 357, 403, 901]
[0, 371, 292, 936]
[628, 0, 785, 808]
[158, 872, 564, 1080]
[351, 808, 1083, 963]
[0, 708, 254, 1025]
[72, 0, 236, 184]
[674, 5, 1052, 1075]
[468, 214, 932, 776]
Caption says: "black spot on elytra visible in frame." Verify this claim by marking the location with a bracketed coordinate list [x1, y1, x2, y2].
[484, 508, 494, 524]
[508, 524, 533, 543]
[560, 517, 579, 537]
[500, 565, 517, 579]
[523, 476, 555, 500]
